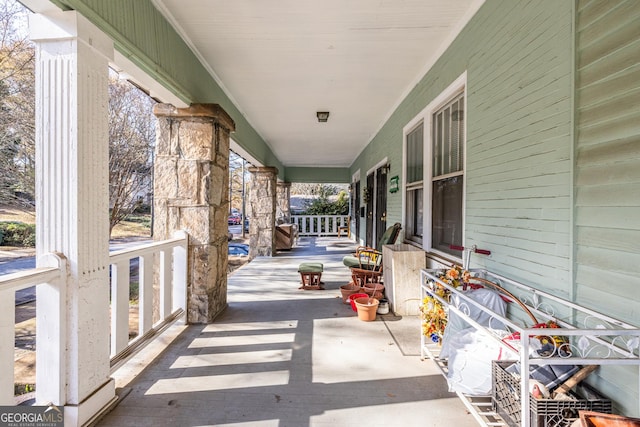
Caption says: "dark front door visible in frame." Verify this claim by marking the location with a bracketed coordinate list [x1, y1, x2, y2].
[375, 165, 388, 246]
[365, 165, 388, 248]
[365, 172, 374, 247]
[354, 180, 361, 241]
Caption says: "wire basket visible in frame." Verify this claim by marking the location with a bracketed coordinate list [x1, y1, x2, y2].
[492, 361, 612, 427]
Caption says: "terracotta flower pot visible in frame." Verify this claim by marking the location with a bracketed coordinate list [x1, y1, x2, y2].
[349, 293, 369, 311]
[340, 282, 362, 304]
[363, 283, 384, 297]
[354, 297, 379, 321]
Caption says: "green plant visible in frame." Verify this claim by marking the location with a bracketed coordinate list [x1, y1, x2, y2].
[14, 383, 35, 395]
[0, 221, 35, 247]
[303, 189, 349, 216]
[129, 281, 139, 302]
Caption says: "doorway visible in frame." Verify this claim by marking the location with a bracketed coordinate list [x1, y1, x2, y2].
[354, 180, 361, 241]
[365, 162, 388, 248]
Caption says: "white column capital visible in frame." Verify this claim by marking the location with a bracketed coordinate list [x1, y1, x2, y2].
[29, 10, 113, 61]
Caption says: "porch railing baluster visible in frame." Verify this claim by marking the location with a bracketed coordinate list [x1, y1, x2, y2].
[291, 215, 349, 237]
[159, 249, 172, 319]
[0, 285, 16, 404]
[110, 260, 130, 357]
[138, 254, 154, 335]
[171, 230, 188, 317]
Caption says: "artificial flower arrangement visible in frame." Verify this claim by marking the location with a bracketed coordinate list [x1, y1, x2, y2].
[420, 264, 470, 344]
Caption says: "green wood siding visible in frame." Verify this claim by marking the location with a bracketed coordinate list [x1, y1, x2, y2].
[443, 0, 573, 291]
[355, 0, 639, 415]
[284, 167, 350, 184]
[575, 0, 640, 415]
[352, 0, 574, 291]
[58, 0, 283, 176]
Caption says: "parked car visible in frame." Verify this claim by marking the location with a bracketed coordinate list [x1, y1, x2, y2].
[228, 243, 249, 256]
[228, 215, 241, 225]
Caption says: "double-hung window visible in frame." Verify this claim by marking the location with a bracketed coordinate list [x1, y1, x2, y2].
[404, 74, 465, 257]
[405, 123, 424, 244]
[431, 93, 464, 256]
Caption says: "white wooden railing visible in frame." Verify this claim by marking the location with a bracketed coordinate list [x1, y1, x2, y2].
[108, 231, 188, 371]
[0, 252, 66, 405]
[291, 215, 349, 237]
[0, 231, 188, 403]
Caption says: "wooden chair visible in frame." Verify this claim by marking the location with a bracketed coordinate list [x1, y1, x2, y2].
[350, 248, 383, 286]
[342, 222, 401, 270]
[337, 216, 351, 238]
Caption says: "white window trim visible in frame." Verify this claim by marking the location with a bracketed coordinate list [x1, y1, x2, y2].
[402, 71, 467, 259]
[402, 121, 424, 245]
[366, 157, 388, 177]
[352, 169, 360, 184]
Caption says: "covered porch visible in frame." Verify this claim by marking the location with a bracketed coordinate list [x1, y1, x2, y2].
[2, 0, 639, 425]
[98, 236, 476, 427]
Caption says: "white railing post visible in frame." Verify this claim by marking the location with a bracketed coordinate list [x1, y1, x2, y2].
[159, 249, 173, 320]
[138, 255, 154, 335]
[35, 252, 67, 406]
[110, 261, 130, 357]
[0, 285, 15, 405]
[172, 231, 188, 323]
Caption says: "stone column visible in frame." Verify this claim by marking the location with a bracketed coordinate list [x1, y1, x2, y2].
[276, 181, 292, 224]
[30, 11, 115, 425]
[153, 103, 235, 324]
[249, 167, 278, 257]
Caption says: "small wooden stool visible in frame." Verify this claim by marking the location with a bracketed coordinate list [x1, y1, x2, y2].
[298, 262, 324, 290]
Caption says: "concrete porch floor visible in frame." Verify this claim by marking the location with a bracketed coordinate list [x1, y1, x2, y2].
[98, 237, 478, 427]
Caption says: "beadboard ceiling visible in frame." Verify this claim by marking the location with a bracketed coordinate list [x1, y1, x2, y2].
[152, 0, 483, 168]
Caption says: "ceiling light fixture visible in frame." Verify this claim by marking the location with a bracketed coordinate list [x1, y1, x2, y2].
[316, 111, 330, 123]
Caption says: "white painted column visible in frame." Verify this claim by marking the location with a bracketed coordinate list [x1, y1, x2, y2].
[30, 10, 116, 426]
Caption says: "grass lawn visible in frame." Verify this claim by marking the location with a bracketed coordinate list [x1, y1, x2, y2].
[111, 213, 152, 239]
[0, 204, 151, 240]
[0, 205, 36, 224]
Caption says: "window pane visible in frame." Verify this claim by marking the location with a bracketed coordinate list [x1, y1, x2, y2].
[431, 175, 463, 255]
[433, 112, 441, 177]
[406, 124, 423, 184]
[406, 187, 423, 242]
[451, 99, 460, 172]
[443, 107, 450, 174]
[433, 93, 464, 178]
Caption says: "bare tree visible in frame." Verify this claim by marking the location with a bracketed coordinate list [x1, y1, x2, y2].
[108, 73, 156, 235]
[0, 0, 34, 206]
[228, 152, 249, 214]
[0, 0, 156, 236]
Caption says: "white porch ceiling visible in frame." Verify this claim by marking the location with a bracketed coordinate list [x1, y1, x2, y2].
[153, 0, 482, 168]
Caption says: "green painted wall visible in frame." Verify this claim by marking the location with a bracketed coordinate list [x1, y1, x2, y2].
[284, 167, 350, 184]
[352, 0, 640, 416]
[574, 0, 640, 416]
[464, 0, 574, 292]
[57, 0, 284, 177]
[352, 0, 574, 293]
